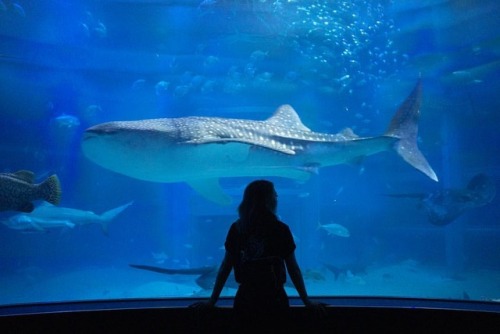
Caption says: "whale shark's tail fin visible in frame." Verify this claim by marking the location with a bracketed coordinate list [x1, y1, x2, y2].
[99, 201, 134, 235]
[385, 79, 438, 182]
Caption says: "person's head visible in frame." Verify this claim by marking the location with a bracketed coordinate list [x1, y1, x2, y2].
[238, 180, 278, 229]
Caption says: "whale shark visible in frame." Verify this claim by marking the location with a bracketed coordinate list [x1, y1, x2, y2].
[82, 80, 438, 204]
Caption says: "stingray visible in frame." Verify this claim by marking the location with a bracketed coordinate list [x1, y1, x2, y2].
[129, 263, 297, 290]
[385, 173, 496, 225]
[129, 264, 237, 290]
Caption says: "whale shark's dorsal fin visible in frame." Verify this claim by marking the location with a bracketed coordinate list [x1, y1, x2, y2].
[266, 105, 311, 132]
[339, 127, 359, 139]
[184, 104, 307, 155]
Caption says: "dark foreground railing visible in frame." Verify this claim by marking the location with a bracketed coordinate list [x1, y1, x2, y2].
[1, 297, 499, 333]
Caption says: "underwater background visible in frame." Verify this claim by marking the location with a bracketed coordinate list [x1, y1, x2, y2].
[0, 0, 499, 305]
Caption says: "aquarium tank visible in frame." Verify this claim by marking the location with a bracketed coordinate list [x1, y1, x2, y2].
[0, 0, 499, 312]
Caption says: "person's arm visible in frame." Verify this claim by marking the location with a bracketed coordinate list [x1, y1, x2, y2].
[207, 251, 233, 305]
[285, 252, 327, 316]
[189, 251, 233, 309]
[284, 252, 313, 306]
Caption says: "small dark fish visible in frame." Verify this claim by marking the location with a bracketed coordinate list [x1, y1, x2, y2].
[0, 170, 62, 213]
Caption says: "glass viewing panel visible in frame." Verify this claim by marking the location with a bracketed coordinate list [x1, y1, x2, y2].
[0, 0, 499, 308]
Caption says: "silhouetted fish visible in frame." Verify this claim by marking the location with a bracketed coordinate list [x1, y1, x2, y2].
[130, 263, 298, 290]
[129, 264, 238, 290]
[385, 173, 496, 225]
[0, 170, 62, 213]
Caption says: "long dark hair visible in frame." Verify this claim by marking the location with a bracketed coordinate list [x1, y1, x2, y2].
[237, 180, 278, 235]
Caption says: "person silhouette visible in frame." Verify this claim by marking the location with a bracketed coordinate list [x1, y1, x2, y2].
[190, 180, 326, 330]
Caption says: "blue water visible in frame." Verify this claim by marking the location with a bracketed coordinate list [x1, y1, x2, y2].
[0, 0, 499, 306]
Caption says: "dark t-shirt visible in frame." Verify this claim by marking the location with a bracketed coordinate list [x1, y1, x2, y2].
[225, 219, 296, 285]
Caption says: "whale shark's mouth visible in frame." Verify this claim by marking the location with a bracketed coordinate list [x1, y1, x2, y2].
[82, 130, 98, 141]
[84, 123, 121, 137]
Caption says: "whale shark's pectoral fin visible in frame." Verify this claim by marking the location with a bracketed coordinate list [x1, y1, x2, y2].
[34, 219, 75, 229]
[185, 138, 296, 155]
[187, 179, 232, 205]
[28, 221, 46, 232]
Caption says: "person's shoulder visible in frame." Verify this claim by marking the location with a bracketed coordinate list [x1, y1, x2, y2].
[225, 221, 241, 246]
[276, 220, 291, 231]
[228, 220, 241, 233]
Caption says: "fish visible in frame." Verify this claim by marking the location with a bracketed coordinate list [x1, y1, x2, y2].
[3, 201, 133, 234]
[445, 60, 500, 85]
[82, 79, 438, 205]
[129, 264, 296, 290]
[152, 251, 169, 264]
[317, 222, 350, 237]
[129, 264, 235, 290]
[0, 171, 61, 213]
[2, 214, 75, 233]
[52, 113, 81, 129]
[384, 173, 496, 225]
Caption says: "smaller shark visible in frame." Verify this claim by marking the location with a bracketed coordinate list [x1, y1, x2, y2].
[3, 215, 75, 232]
[385, 173, 496, 225]
[3, 201, 133, 234]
